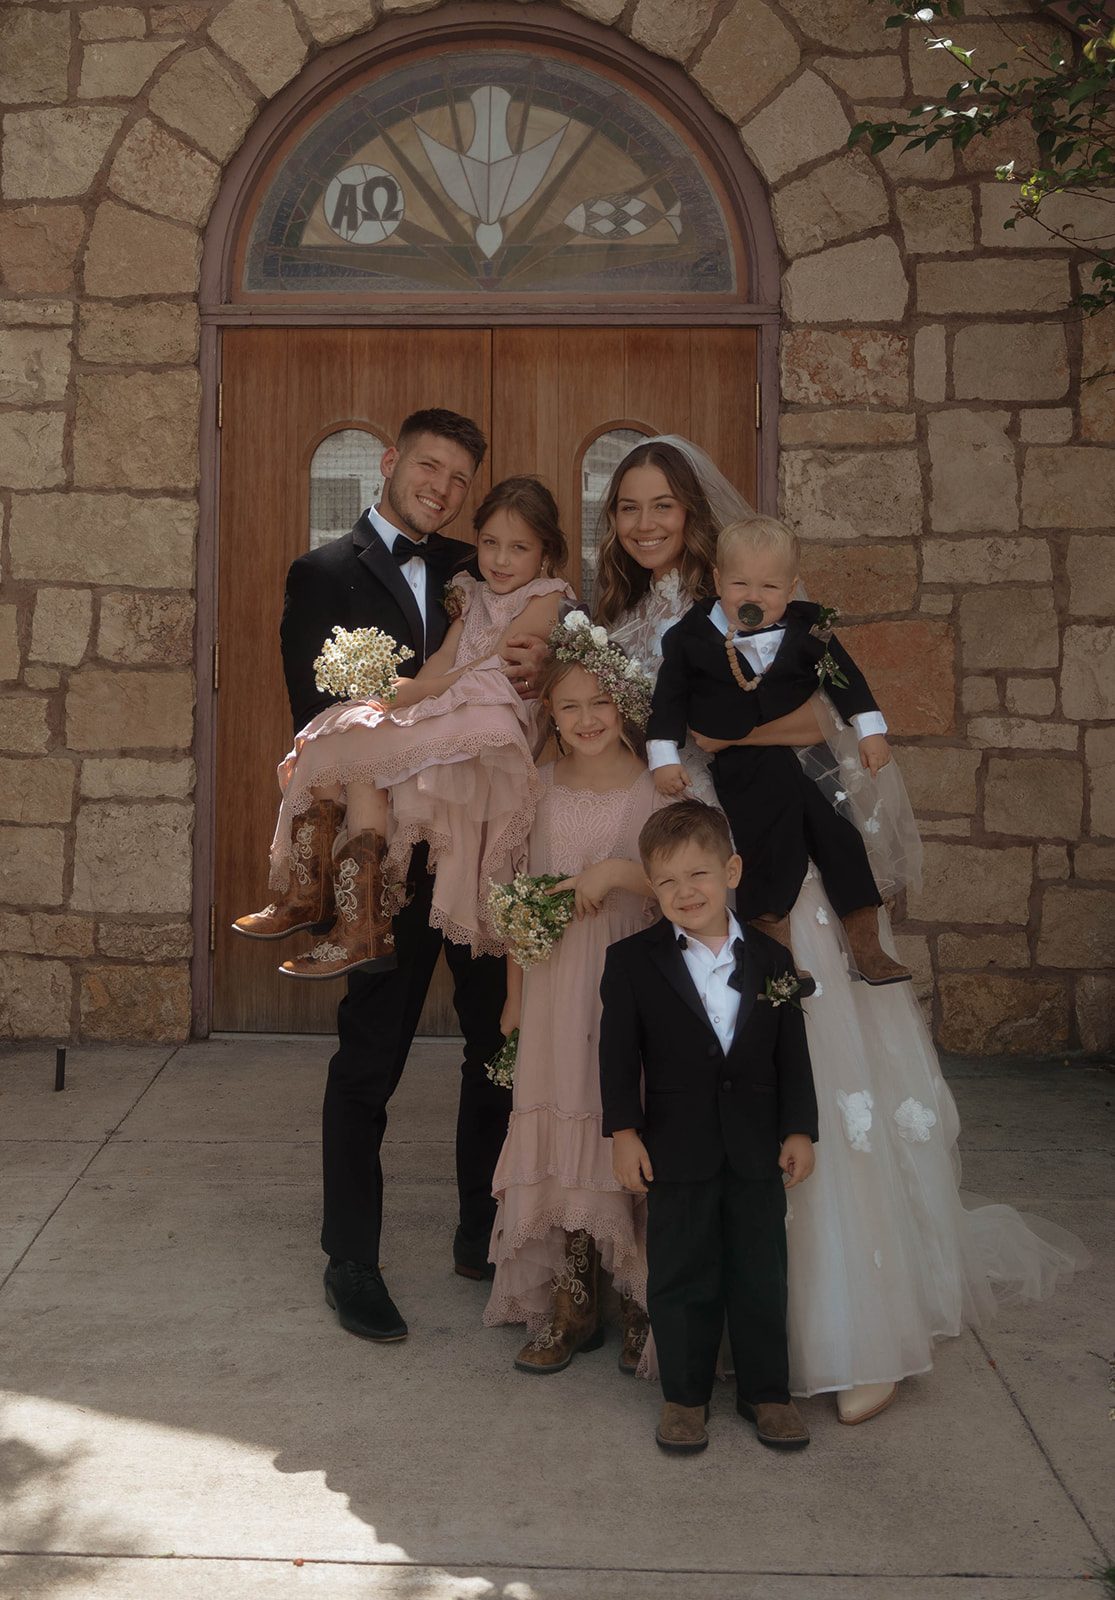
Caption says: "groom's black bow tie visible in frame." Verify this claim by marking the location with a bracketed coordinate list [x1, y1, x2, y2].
[391, 535, 428, 563]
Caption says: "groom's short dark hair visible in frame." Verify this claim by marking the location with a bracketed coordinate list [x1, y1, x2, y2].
[639, 800, 733, 869]
[396, 408, 487, 470]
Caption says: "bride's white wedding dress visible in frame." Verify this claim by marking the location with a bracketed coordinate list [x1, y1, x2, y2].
[611, 571, 1084, 1397]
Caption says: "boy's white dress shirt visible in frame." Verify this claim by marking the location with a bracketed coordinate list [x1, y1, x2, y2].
[672, 909, 744, 1054]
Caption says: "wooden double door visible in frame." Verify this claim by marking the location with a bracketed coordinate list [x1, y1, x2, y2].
[212, 325, 758, 1033]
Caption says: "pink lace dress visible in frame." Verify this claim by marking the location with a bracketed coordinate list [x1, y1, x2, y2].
[270, 574, 573, 954]
[484, 764, 668, 1331]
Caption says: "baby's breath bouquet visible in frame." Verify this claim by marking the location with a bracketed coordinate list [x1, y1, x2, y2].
[313, 624, 415, 703]
[486, 1029, 518, 1089]
[487, 872, 577, 969]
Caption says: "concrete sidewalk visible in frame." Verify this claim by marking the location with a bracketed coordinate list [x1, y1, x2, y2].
[0, 1037, 1111, 1600]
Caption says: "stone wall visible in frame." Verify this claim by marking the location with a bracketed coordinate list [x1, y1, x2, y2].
[0, 0, 1112, 1049]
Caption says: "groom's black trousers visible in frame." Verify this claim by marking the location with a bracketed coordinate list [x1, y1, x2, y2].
[320, 844, 510, 1267]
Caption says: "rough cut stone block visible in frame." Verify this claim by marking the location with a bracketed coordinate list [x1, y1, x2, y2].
[74, 370, 201, 489]
[1075, 844, 1115, 881]
[150, 4, 213, 34]
[919, 817, 970, 838]
[1086, 728, 1115, 836]
[30, 588, 92, 667]
[0, 825, 65, 906]
[895, 747, 981, 815]
[0, 607, 19, 681]
[0, 758, 75, 823]
[895, 185, 974, 255]
[80, 8, 147, 39]
[856, 106, 954, 182]
[0, 955, 71, 1040]
[779, 412, 915, 447]
[1062, 625, 1115, 721]
[108, 119, 220, 229]
[781, 449, 921, 542]
[66, 669, 195, 751]
[743, 73, 849, 186]
[291, 0, 377, 45]
[84, 202, 200, 298]
[1004, 678, 1056, 717]
[1076, 974, 1115, 1052]
[962, 677, 999, 714]
[209, 0, 309, 97]
[96, 920, 192, 960]
[1037, 886, 1115, 969]
[922, 537, 1052, 587]
[979, 181, 1115, 251]
[967, 717, 1076, 752]
[0, 700, 51, 753]
[631, 0, 717, 62]
[907, 841, 1032, 924]
[80, 757, 195, 800]
[1080, 309, 1115, 442]
[146, 49, 257, 163]
[0, 412, 66, 490]
[9, 495, 196, 587]
[784, 236, 908, 323]
[556, 0, 624, 20]
[78, 301, 199, 367]
[984, 757, 1082, 839]
[97, 592, 195, 665]
[929, 411, 1017, 534]
[1036, 843, 1070, 879]
[80, 963, 190, 1041]
[913, 325, 945, 403]
[953, 323, 1068, 403]
[0, 10, 71, 105]
[816, 55, 905, 100]
[0, 327, 71, 405]
[795, 542, 916, 615]
[912, 19, 1062, 97]
[1020, 410, 1073, 445]
[892, 931, 933, 1000]
[958, 112, 1040, 179]
[936, 931, 1030, 969]
[936, 973, 1070, 1056]
[778, 0, 900, 52]
[1023, 446, 1115, 529]
[78, 41, 175, 99]
[772, 153, 888, 259]
[838, 619, 954, 737]
[0, 205, 85, 293]
[1066, 536, 1115, 618]
[1, 109, 126, 200]
[959, 588, 1058, 672]
[72, 801, 193, 914]
[781, 329, 907, 407]
[0, 298, 73, 327]
[693, 0, 798, 125]
[918, 260, 1070, 315]
[0, 912, 94, 957]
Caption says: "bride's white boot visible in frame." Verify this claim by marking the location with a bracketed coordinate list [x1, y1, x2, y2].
[837, 1381, 898, 1424]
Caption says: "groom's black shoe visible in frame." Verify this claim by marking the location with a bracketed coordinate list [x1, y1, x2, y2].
[453, 1225, 496, 1281]
[323, 1258, 408, 1341]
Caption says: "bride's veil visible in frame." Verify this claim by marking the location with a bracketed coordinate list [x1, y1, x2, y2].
[643, 434, 756, 529]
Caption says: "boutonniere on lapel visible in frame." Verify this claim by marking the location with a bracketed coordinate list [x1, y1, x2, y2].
[442, 581, 466, 622]
[809, 603, 850, 691]
[761, 973, 805, 1011]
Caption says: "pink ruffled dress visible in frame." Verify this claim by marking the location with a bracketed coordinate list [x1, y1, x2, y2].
[270, 574, 573, 955]
[484, 764, 668, 1331]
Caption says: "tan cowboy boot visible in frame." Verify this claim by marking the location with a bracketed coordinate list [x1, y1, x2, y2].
[514, 1230, 604, 1374]
[842, 905, 911, 986]
[617, 1294, 650, 1376]
[233, 798, 344, 941]
[279, 829, 397, 980]
[746, 913, 815, 995]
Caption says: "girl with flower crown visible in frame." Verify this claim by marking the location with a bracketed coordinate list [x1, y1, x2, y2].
[234, 477, 575, 980]
[483, 621, 670, 1376]
[594, 435, 1082, 1425]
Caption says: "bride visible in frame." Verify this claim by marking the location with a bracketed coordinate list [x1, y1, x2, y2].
[594, 434, 1084, 1424]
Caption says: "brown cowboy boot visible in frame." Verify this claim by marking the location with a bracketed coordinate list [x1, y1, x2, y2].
[842, 904, 911, 986]
[617, 1294, 650, 1376]
[233, 798, 343, 941]
[279, 828, 397, 980]
[514, 1229, 604, 1374]
[746, 913, 816, 995]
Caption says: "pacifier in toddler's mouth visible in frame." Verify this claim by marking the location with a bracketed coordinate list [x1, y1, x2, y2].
[736, 602, 764, 629]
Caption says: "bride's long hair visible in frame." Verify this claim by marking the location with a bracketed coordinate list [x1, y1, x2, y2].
[593, 440, 719, 629]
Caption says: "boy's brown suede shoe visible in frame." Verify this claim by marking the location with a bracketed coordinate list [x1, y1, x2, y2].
[655, 1402, 709, 1453]
[738, 1400, 810, 1449]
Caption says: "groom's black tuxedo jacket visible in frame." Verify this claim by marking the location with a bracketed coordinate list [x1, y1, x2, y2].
[647, 598, 879, 747]
[280, 510, 473, 731]
[599, 920, 818, 1184]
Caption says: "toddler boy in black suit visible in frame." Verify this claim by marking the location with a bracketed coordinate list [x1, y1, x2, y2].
[647, 517, 910, 985]
[599, 800, 818, 1454]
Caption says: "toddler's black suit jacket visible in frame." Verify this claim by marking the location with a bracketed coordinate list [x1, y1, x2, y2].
[647, 597, 879, 748]
[599, 921, 818, 1183]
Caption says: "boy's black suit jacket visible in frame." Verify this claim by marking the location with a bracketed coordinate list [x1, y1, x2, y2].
[599, 921, 818, 1184]
[647, 597, 879, 747]
[280, 510, 473, 731]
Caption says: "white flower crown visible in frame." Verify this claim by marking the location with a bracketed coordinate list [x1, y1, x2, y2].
[547, 610, 654, 728]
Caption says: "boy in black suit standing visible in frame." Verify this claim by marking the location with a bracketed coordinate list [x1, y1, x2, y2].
[599, 801, 818, 1454]
[647, 517, 910, 986]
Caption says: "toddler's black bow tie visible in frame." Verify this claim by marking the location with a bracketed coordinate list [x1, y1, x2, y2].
[740, 623, 782, 636]
[391, 535, 428, 563]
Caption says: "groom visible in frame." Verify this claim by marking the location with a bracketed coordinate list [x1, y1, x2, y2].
[280, 407, 543, 1342]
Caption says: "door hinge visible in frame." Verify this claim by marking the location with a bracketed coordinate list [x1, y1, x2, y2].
[217, 381, 223, 429]
[209, 904, 217, 954]
[212, 639, 219, 692]
[755, 380, 762, 432]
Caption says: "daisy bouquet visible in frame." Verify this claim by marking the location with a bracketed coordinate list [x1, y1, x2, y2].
[487, 872, 577, 969]
[313, 624, 415, 703]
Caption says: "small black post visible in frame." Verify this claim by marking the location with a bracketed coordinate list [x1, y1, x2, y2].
[54, 1046, 66, 1092]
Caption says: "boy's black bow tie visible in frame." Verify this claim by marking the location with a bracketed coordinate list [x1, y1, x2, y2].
[676, 933, 747, 990]
[391, 535, 428, 563]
